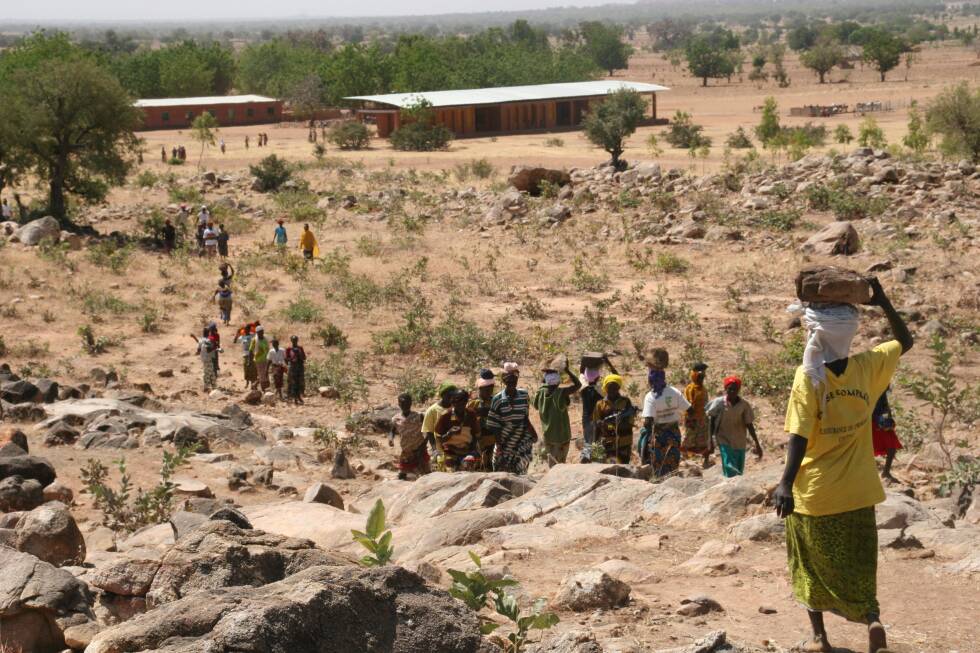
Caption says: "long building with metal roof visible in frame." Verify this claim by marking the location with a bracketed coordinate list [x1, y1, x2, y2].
[134, 94, 283, 130]
[345, 81, 668, 138]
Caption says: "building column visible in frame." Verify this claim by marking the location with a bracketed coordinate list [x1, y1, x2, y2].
[651, 93, 657, 120]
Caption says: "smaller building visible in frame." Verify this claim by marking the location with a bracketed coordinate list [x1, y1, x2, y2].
[135, 95, 283, 131]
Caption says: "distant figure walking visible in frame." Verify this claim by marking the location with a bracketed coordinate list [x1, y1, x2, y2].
[245, 135, 250, 149]
[285, 335, 306, 404]
[219, 139, 226, 154]
[214, 281, 233, 325]
[299, 224, 319, 261]
[161, 146, 167, 163]
[273, 219, 287, 248]
[217, 223, 230, 258]
[195, 327, 217, 391]
[162, 218, 176, 254]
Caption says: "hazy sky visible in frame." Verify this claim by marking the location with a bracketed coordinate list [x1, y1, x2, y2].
[4, 0, 619, 22]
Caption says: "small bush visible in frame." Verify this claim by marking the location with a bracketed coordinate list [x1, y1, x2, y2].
[136, 170, 159, 188]
[87, 241, 133, 273]
[390, 122, 453, 151]
[396, 366, 437, 404]
[664, 111, 711, 149]
[139, 307, 161, 333]
[858, 116, 886, 148]
[37, 238, 75, 271]
[570, 256, 611, 292]
[751, 207, 804, 231]
[328, 121, 371, 150]
[167, 185, 203, 205]
[282, 297, 322, 323]
[81, 289, 134, 317]
[545, 137, 565, 147]
[834, 124, 854, 144]
[469, 158, 495, 179]
[313, 322, 348, 349]
[78, 324, 111, 355]
[250, 154, 293, 192]
[737, 330, 804, 407]
[726, 126, 753, 149]
[830, 189, 889, 220]
[304, 352, 369, 411]
[655, 252, 689, 274]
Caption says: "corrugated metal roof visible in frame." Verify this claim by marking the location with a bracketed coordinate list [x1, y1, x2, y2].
[134, 94, 279, 108]
[345, 81, 669, 109]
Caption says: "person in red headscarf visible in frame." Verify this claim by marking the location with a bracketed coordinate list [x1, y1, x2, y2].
[706, 375, 762, 477]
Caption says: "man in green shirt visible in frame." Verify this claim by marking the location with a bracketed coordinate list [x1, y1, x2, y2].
[249, 326, 271, 391]
[532, 358, 582, 466]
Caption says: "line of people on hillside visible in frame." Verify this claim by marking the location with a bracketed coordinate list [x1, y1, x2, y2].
[389, 349, 768, 482]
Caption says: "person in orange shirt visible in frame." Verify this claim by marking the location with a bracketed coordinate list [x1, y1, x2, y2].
[773, 278, 912, 653]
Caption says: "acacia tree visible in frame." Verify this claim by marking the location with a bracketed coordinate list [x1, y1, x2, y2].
[800, 39, 844, 83]
[5, 58, 141, 223]
[578, 21, 634, 75]
[191, 113, 219, 171]
[684, 34, 737, 87]
[862, 30, 904, 82]
[926, 82, 980, 162]
[583, 88, 646, 169]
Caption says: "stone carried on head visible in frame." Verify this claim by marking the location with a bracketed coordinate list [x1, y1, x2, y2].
[796, 265, 873, 305]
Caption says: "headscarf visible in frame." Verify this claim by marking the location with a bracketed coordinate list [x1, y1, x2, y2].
[602, 374, 624, 394]
[543, 372, 561, 386]
[799, 304, 860, 393]
[723, 375, 742, 390]
[647, 369, 667, 398]
[437, 381, 458, 397]
[583, 368, 602, 384]
[503, 362, 520, 375]
[476, 369, 496, 388]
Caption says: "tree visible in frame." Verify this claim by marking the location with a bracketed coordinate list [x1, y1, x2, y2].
[286, 74, 325, 119]
[390, 98, 453, 152]
[664, 110, 710, 148]
[4, 58, 140, 223]
[578, 22, 633, 75]
[191, 113, 219, 171]
[858, 116, 886, 148]
[755, 96, 781, 146]
[582, 88, 646, 168]
[926, 82, 980, 162]
[903, 101, 929, 155]
[159, 47, 214, 97]
[862, 30, 904, 82]
[787, 24, 818, 51]
[800, 39, 844, 83]
[834, 124, 854, 144]
[328, 121, 371, 150]
[685, 34, 736, 87]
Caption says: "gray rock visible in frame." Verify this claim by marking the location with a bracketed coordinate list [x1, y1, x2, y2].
[0, 547, 94, 653]
[331, 449, 356, 479]
[0, 475, 44, 512]
[87, 565, 493, 653]
[14, 501, 86, 567]
[528, 630, 604, 653]
[676, 595, 724, 617]
[552, 570, 630, 611]
[801, 221, 860, 256]
[89, 559, 162, 596]
[303, 482, 345, 509]
[654, 630, 730, 653]
[209, 507, 252, 530]
[1, 379, 41, 404]
[13, 216, 60, 246]
[0, 426, 29, 453]
[0, 454, 57, 486]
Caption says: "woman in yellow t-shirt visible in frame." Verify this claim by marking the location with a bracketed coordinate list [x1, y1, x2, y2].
[773, 278, 912, 653]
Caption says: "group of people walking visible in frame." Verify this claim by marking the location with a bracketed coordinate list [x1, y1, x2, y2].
[389, 349, 764, 481]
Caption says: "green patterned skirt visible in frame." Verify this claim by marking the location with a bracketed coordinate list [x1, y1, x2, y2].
[785, 506, 879, 624]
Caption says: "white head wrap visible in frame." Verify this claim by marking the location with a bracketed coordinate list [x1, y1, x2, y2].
[799, 304, 860, 392]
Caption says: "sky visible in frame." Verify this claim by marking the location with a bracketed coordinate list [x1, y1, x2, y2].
[2, 0, 620, 22]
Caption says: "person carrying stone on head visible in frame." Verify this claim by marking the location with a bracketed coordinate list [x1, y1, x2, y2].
[249, 325, 271, 392]
[195, 327, 217, 391]
[219, 262, 235, 286]
[638, 348, 689, 477]
[578, 352, 617, 463]
[707, 375, 761, 477]
[422, 381, 457, 459]
[532, 356, 581, 466]
[434, 389, 482, 471]
[233, 321, 260, 388]
[285, 335, 306, 404]
[468, 369, 497, 471]
[273, 218, 288, 248]
[299, 223, 319, 261]
[214, 281, 233, 325]
[486, 363, 537, 474]
[774, 277, 913, 653]
[682, 362, 711, 467]
[391, 393, 428, 480]
[268, 338, 286, 400]
[593, 374, 636, 464]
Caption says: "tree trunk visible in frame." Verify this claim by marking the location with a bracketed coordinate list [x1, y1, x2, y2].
[880, 71, 886, 82]
[49, 170, 66, 223]
[819, 71, 826, 83]
[702, 76, 708, 87]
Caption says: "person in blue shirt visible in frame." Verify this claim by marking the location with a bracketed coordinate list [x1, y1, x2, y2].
[272, 219, 287, 248]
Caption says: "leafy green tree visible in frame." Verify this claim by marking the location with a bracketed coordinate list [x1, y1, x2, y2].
[390, 98, 453, 152]
[800, 39, 844, 83]
[582, 88, 646, 168]
[3, 57, 140, 222]
[858, 116, 886, 148]
[191, 113, 219, 170]
[862, 29, 904, 82]
[664, 110, 710, 148]
[834, 124, 854, 144]
[159, 47, 214, 97]
[237, 39, 321, 98]
[578, 21, 634, 75]
[787, 24, 818, 51]
[755, 96, 781, 146]
[249, 154, 292, 192]
[903, 101, 929, 155]
[684, 34, 737, 87]
[926, 82, 980, 162]
[328, 121, 371, 150]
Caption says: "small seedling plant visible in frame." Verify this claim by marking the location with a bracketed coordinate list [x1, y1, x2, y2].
[351, 499, 394, 566]
[449, 552, 559, 653]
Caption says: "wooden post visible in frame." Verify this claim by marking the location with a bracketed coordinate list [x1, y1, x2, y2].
[651, 93, 657, 120]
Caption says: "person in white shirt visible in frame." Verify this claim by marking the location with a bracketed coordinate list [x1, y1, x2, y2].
[268, 338, 287, 399]
[640, 359, 690, 478]
[202, 223, 218, 257]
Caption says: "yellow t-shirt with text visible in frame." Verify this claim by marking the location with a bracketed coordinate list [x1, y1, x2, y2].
[784, 340, 901, 517]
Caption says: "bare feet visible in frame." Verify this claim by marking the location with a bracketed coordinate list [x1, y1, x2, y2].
[800, 635, 832, 653]
[869, 621, 887, 653]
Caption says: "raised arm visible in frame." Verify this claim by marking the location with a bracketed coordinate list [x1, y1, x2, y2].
[868, 277, 913, 355]
[773, 435, 807, 518]
[603, 355, 619, 375]
[562, 362, 582, 399]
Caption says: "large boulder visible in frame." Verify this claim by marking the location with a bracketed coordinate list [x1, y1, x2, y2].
[0, 475, 44, 512]
[14, 501, 86, 567]
[0, 454, 57, 486]
[86, 565, 494, 653]
[0, 547, 94, 653]
[552, 570, 631, 611]
[0, 426, 29, 453]
[145, 519, 348, 606]
[800, 221, 861, 256]
[89, 559, 162, 597]
[508, 166, 571, 196]
[13, 216, 60, 246]
[0, 379, 41, 404]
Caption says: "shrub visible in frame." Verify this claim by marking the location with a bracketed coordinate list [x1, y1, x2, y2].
[570, 256, 611, 292]
[81, 289, 133, 317]
[726, 126, 753, 149]
[655, 252, 689, 274]
[304, 352, 369, 411]
[750, 208, 804, 231]
[328, 121, 371, 150]
[737, 330, 804, 407]
[136, 169, 159, 188]
[37, 238, 75, 271]
[167, 185, 203, 205]
[573, 300, 623, 353]
[87, 241, 133, 273]
[249, 154, 293, 192]
[313, 322, 348, 349]
[857, 116, 886, 148]
[834, 124, 854, 144]
[544, 137, 565, 147]
[829, 189, 889, 220]
[396, 366, 437, 404]
[78, 324, 112, 354]
[81, 444, 198, 532]
[139, 307, 161, 333]
[926, 82, 980, 162]
[390, 122, 453, 151]
[664, 111, 711, 148]
[282, 297, 322, 323]
[469, 158, 495, 179]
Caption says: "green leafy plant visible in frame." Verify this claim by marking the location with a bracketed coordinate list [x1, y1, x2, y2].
[135, 169, 159, 188]
[328, 121, 371, 150]
[390, 99, 453, 151]
[937, 459, 980, 497]
[78, 324, 111, 354]
[858, 116, 886, 148]
[249, 154, 293, 192]
[664, 110, 710, 149]
[544, 137, 565, 148]
[655, 252, 689, 274]
[304, 352, 369, 412]
[396, 366, 437, 404]
[81, 444, 198, 532]
[282, 297, 322, 323]
[139, 307, 161, 333]
[570, 255, 611, 292]
[87, 241, 133, 273]
[449, 552, 559, 652]
[313, 322, 348, 349]
[834, 124, 854, 144]
[351, 499, 394, 567]
[726, 126, 753, 149]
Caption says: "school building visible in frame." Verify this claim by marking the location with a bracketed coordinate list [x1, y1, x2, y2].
[134, 95, 284, 130]
[345, 80, 669, 138]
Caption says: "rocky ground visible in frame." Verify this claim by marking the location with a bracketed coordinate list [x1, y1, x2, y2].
[0, 148, 978, 653]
